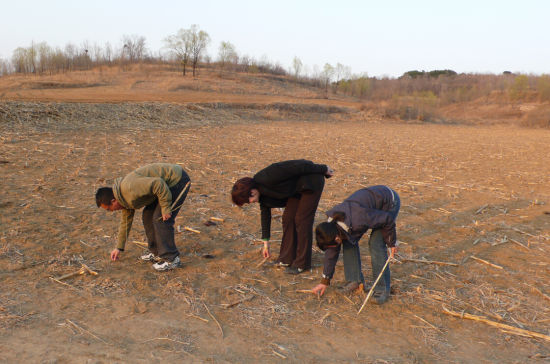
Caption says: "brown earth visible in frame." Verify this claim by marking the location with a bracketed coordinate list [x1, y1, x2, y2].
[0, 68, 549, 363]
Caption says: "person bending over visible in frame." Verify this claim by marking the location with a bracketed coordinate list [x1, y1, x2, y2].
[96, 163, 190, 271]
[232, 159, 333, 274]
[311, 185, 400, 304]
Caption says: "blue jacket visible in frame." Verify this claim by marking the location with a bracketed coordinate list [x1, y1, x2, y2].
[322, 186, 398, 281]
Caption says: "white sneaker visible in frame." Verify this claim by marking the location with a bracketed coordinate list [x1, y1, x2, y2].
[140, 252, 160, 262]
[153, 256, 181, 271]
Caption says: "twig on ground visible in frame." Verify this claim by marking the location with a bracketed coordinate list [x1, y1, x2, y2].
[142, 337, 190, 345]
[186, 313, 209, 322]
[524, 284, 550, 302]
[509, 238, 530, 251]
[221, 295, 255, 308]
[241, 277, 268, 284]
[441, 305, 550, 342]
[50, 277, 81, 292]
[203, 303, 223, 338]
[66, 319, 108, 344]
[256, 257, 269, 268]
[183, 226, 201, 234]
[296, 289, 315, 294]
[413, 314, 442, 332]
[272, 350, 287, 359]
[400, 256, 459, 267]
[475, 204, 489, 214]
[132, 240, 148, 250]
[470, 255, 503, 270]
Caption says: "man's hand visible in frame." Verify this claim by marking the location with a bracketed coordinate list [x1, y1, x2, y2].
[325, 166, 334, 178]
[390, 246, 398, 258]
[262, 241, 271, 258]
[162, 212, 172, 221]
[311, 283, 328, 297]
[110, 248, 121, 261]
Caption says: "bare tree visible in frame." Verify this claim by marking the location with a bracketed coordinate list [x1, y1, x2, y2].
[0, 58, 10, 76]
[64, 43, 76, 71]
[292, 56, 303, 78]
[104, 42, 112, 64]
[335, 63, 351, 83]
[321, 63, 335, 96]
[218, 41, 237, 75]
[189, 25, 210, 77]
[164, 29, 192, 76]
[121, 35, 147, 63]
[37, 42, 51, 74]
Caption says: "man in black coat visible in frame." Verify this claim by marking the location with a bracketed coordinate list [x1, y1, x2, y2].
[232, 160, 333, 274]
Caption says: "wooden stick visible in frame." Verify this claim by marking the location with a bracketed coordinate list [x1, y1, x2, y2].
[81, 263, 98, 276]
[142, 337, 190, 345]
[183, 226, 201, 234]
[186, 313, 209, 322]
[272, 350, 287, 359]
[256, 257, 269, 268]
[358, 256, 391, 315]
[470, 255, 503, 270]
[156, 181, 191, 220]
[401, 257, 459, 267]
[54, 268, 85, 281]
[441, 305, 550, 342]
[524, 284, 550, 302]
[203, 303, 223, 338]
[210, 217, 224, 222]
[221, 295, 255, 308]
[475, 204, 489, 214]
[49, 277, 82, 292]
[413, 314, 442, 332]
[296, 289, 315, 294]
[509, 238, 529, 251]
[66, 319, 108, 344]
[170, 181, 191, 211]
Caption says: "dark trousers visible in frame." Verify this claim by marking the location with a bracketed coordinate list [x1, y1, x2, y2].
[142, 173, 190, 261]
[278, 178, 324, 270]
[368, 190, 400, 293]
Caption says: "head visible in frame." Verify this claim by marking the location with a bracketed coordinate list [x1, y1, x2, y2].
[231, 177, 258, 206]
[95, 187, 124, 211]
[315, 211, 346, 251]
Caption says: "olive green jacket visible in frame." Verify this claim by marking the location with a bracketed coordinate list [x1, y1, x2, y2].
[113, 163, 183, 250]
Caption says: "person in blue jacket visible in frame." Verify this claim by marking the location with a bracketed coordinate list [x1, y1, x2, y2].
[311, 185, 400, 304]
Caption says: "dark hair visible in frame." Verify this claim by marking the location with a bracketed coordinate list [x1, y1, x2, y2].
[231, 177, 256, 206]
[95, 187, 115, 207]
[315, 211, 347, 251]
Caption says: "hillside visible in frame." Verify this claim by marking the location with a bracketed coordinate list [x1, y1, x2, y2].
[1, 64, 547, 126]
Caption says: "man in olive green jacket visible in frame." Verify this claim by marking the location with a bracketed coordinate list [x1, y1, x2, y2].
[96, 163, 191, 271]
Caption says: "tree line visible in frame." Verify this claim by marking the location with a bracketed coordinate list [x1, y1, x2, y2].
[1, 24, 549, 108]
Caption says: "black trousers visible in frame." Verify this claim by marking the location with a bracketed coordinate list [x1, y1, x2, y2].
[142, 172, 190, 260]
[278, 177, 324, 270]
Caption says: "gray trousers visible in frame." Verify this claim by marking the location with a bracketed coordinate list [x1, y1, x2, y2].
[343, 191, 401, 293]
[142, 173, 190, 260]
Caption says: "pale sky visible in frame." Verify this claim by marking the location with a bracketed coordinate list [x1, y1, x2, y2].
[1, 0, 549, 78]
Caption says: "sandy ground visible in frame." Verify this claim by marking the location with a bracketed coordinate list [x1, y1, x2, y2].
[1, 106, 550, 363]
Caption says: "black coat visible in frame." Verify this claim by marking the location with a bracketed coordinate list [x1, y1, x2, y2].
[253, 159, 328, 239]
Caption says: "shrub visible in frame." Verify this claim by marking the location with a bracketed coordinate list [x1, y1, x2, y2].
[521, 106, 550, 128]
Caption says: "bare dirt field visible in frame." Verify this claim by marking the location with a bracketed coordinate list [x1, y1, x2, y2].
[1, 99, 549, 363]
